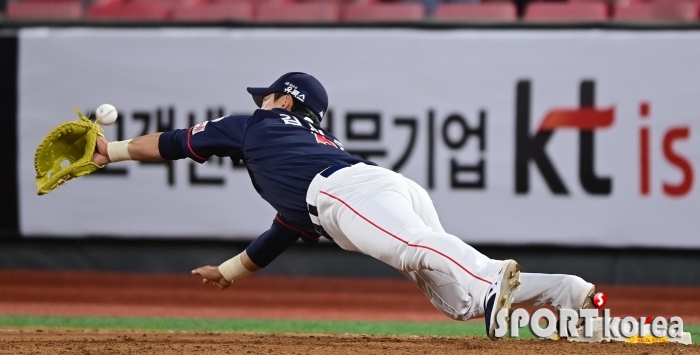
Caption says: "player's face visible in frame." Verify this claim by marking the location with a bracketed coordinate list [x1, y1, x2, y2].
[260, 93, 276, 110]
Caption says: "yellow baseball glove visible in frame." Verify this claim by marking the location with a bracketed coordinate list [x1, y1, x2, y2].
[35, 107, 105, 195]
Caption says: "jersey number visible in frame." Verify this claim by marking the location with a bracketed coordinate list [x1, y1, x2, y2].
[280, 114, 302, 126]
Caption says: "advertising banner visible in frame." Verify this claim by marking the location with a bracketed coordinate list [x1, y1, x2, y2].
[18, 28, 700, 246]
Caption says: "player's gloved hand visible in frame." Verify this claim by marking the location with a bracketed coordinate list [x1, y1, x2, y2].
[192, 266, 232, 290]
[34, 108, 107, 195]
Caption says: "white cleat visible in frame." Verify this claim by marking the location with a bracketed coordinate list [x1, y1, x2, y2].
[483, 260, 521, 340]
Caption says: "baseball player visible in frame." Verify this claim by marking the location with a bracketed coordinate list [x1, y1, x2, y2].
[91, 72, 595, 340]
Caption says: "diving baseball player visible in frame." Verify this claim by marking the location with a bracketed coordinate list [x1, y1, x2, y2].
[91, 72, 595, 340]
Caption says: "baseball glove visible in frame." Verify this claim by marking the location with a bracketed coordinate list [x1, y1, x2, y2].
[34, 107, 105, 195]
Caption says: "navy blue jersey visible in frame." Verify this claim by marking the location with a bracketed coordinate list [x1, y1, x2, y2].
[159, 108, 373, 233]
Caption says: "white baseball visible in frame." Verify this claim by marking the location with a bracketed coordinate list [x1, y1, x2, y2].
[95, 104, 118, 126]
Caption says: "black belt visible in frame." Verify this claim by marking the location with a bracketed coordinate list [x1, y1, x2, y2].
[320, 163, 350, 178]
[307, 163, 351, 239]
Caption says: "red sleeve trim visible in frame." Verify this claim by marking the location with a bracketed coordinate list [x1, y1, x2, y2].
[275, 214, 320, 241]
[186, 127, 208, 162]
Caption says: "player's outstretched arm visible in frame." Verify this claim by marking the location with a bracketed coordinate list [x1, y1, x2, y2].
[92, 134, 164, 165]
[192, 250, 262, 291]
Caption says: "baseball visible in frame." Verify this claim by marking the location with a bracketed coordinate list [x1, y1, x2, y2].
[95, 104, 118, 126]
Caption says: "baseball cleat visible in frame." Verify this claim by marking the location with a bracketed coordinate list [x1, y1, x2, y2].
[484, 260, 521, 340]
[576, 285, 597, 329]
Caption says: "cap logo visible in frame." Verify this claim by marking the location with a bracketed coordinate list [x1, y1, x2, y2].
[283, 83, 305, 102]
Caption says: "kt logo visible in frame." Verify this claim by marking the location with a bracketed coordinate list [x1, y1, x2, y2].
[515, 80, 614, 195]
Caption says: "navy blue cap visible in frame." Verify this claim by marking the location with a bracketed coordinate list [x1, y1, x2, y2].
[247, 72, 328, 121]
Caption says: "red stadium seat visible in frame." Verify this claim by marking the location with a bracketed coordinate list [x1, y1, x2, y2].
[571, 0, 647, 4]
[256, 3, 341, 22]
[129, 0, 186, 5]
[214, 0, 292, 3]
[434, 3, 517, 21]
[21, 0, 80, 2]
[7, 1, 83, 20]
[94, 0, 127, 6]
[649, 0, 700, 4]
[568, 0, 611, 3]
[567, 0, 623, 15]
[615, 2, 699, 21]
[88, 3, 171, 20]
[296, 0, 380, 3]
[296, 0, 353, 3]
[525, 3, 609, 21]
[343, 3, 425, 22]
[172, 2, 254, 21]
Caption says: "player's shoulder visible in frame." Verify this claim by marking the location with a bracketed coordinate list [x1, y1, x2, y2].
[202, 114, 252, 131]
[189, 114, 250, 138]
[212, 114, 251, 123]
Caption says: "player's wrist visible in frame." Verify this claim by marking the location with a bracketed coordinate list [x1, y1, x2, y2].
[107, 139, 133, 163]
[218, 254, 253, 282]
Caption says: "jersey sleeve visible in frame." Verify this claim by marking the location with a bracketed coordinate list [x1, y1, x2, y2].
[245, 214, 322, 268]
[158, 115, 249, 163]
[245, 214, 302, 268]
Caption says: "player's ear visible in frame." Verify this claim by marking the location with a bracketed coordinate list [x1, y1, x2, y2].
[283, 95, 294, 111]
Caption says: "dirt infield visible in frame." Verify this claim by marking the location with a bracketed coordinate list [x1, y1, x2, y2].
[1, 270, 700, 322]
[0, 329, 698, 355]
[1, 270, 700, 354]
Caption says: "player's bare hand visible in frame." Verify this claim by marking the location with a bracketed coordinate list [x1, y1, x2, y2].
[192, 265, 231, 290]
[92, 136, 110, 166]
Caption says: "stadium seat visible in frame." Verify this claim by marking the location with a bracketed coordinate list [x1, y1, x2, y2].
[295, 0, 381, 3]
[343, 3, 425, 22]
[650, 0, 700, 11]
[525, 2, 609, 21]
[172, 2, 254, 21]
[434, 3, 517, 21]
[256, 3, 341, 22]
[568, 0, 610, 3]
[94, 0, 127, 6]
[214, 0, 292, 3]
[20, 0, 81, 2]
[649, 0, 700, 4]
[295, 0, 356, 3]
[7, 1, 83, 20]
[88, 3, 171, 20]
[615, 2, 699, 21]
[129, 0, 185, 5]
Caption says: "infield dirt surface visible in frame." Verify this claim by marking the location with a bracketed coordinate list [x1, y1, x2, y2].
[1, 270, 700, 354]
[2, 270, 700, 322]
[2, 329, 700, 355]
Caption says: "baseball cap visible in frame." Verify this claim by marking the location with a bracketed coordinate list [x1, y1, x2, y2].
[247, 72, 328, 121]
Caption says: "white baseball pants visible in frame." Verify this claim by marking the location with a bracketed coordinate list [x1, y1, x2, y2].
[307, 163, 593, 320]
